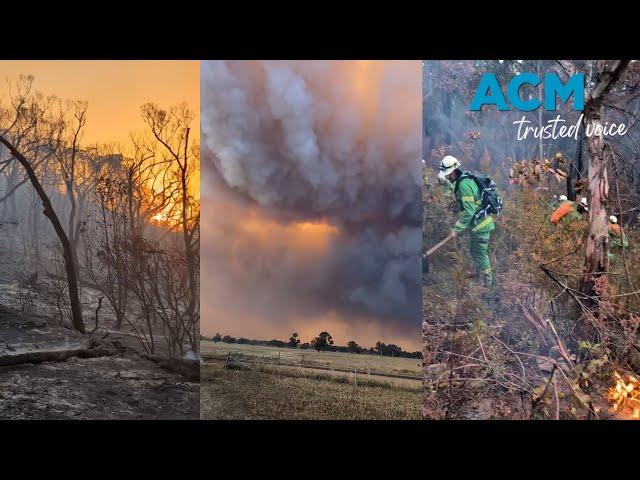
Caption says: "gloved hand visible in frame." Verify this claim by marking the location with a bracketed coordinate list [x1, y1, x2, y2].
[451, 229, 457, 238]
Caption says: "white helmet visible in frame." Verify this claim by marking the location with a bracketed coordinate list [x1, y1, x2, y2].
[579, 197, 588, 207]
[610, 215, 618, 224]
[559, 195, 568, 202]
[438, 155, 461, 180]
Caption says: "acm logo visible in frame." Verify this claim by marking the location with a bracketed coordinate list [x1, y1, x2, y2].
[470, 72, 585, 112]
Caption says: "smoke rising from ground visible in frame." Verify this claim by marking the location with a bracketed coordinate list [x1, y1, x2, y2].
[201, 60, 421, 349]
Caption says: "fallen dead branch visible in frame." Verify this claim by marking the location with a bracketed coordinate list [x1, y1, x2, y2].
[0, 341, 115, 367]
[519, 300, 574, 369]
[519, 301, 549, 345]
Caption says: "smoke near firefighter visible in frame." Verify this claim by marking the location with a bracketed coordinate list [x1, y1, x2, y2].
[201, 60, 421, 349]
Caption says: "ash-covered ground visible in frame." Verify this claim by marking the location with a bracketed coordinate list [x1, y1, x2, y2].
[0, 236, 199, 420]
[0, 306, 199, 420]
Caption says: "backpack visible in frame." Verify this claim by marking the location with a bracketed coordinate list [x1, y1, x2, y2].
[455, 172, 503, 221]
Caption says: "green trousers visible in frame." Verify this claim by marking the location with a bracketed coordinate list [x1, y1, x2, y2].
[469, 231, 493, 287]
[608, 249, 623, 271]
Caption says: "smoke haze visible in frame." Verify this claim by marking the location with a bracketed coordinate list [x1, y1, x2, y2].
[201, 60, 421, 350]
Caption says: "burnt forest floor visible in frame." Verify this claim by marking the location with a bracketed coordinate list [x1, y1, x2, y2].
[421, 264, 625, 420]
[0, 303, 199, 420]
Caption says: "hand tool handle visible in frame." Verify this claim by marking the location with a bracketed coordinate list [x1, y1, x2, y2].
[425, 232, 455, 256]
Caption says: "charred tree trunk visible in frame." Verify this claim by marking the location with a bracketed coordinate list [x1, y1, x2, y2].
[67, 184, 80, 276]
[580, 60, 630, 298]
[31, 187, 41, 265]
[180, 127, 198, 354]
[127, 167, 137, 238]
[0, 136, 85, 333]
[64, 181, 83, 282]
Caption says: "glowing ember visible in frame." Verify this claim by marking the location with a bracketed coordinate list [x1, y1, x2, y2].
[608, 371, 640, 419]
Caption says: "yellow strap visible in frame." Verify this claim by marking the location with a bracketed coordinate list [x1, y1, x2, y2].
[454, 220, 466, 230]
[471, 216, 493, 232]
[482, 267, 492, 274]
[460, 195, 476, 202]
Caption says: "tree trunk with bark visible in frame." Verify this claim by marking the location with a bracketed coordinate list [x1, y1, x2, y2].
[0, 136, 86, 333]
[580, 60, 630, 298]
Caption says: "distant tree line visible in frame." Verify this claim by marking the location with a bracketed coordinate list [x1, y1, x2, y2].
[205, 331, 422, 359]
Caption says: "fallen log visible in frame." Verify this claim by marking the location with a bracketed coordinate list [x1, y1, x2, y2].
[0, 341, 114, 367]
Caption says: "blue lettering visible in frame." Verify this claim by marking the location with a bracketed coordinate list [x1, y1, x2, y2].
[470, 72, 586, 111]
[544, 72, 584, 111]
[470, 73, 509, 111]
[507, 72, 542, 111]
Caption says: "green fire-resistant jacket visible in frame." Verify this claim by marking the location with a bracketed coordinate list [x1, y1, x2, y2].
[609, 223, 629, 250]
[453, 173, 495, 234]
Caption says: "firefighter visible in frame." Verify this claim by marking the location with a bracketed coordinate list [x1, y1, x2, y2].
[436, 165, 455, 195]
[438, 155, 495, 287]
[608, 215, 629, 263]
[550, 196, 588, 225]
[549, 194, 567, 211]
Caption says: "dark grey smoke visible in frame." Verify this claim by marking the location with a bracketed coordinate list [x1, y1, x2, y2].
[201, 60, 421, 347]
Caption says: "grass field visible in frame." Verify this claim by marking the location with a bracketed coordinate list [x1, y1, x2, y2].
[201, 341, 422, 419]
[201, 360, 421, 420]
[202, 341, 421, 377]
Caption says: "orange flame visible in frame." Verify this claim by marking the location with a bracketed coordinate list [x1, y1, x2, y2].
[608, 371, 640, 419]
[239, 212, 339, 255]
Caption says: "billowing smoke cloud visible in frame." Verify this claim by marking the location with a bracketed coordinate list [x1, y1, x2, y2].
[201, 60, 421, 349]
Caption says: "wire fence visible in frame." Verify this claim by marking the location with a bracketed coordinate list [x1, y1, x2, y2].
[213, 350, 422, 384]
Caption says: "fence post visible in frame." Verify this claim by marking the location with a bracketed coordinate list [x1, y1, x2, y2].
[224, 352, 231, 369]
[278, 352, 281, 365]
[354, 369, 358, 386]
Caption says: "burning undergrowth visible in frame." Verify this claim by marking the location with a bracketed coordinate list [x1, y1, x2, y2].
[422, 59, 640, 420]
[608, 371, 640, 419]
[422, 164, 640, 420]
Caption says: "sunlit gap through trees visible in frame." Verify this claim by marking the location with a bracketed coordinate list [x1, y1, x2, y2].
[0, 75, 200, 358]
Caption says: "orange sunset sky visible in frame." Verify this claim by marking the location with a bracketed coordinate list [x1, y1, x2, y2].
[0, 60, 199, 147]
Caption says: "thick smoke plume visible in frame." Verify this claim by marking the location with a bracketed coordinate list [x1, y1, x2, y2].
[201, 60, 421, 348]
